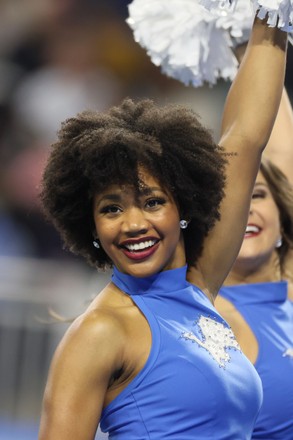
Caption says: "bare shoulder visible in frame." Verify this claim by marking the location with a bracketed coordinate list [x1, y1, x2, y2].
[39, 285, 129, 439]
[55, 283, 129, 367]
[45, 281, 133, 398]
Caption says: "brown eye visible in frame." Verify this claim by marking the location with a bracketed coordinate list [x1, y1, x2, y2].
[100, 205, 122, 214]
[145, 198, 166, 209]
[252, 191, 266, 199]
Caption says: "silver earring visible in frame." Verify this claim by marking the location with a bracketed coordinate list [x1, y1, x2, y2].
[276, 237, 282, 248]
[180, 220, 188, 229]
[93, 239, 100, 249]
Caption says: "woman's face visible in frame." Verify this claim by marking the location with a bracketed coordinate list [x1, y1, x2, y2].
[236, 171, 281, 269]
[93, 169, 186, 277]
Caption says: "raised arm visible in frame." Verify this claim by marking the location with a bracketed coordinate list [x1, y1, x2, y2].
[220, 18, 287, 150]
[235, 43, 293, 185]
[263, 88, 293, 185]
[188, 17, 288, 297]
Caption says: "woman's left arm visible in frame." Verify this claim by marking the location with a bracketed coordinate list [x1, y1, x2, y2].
[190, 17, 288, 296]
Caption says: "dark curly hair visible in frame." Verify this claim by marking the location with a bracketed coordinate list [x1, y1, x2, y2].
[40, 98, 227, 269]
[260, 158, 293, 267]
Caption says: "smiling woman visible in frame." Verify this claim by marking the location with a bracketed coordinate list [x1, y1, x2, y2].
[92, 171, 185, 277]
[41, 98, 226, 272]
[216, 110, 293, 438]
[38, 15, 288, 440]
[228, 170, 283, 277]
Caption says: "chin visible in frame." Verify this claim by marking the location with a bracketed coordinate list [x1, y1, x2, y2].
[233, 251, 258, 267]
[127, 266, 157, 278]
[237, 243, 261, 259]
[115, 261, 156, 278]
[124, 259, 173, 278]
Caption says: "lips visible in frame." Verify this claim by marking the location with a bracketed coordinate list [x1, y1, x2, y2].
[119, 238, 160, 261]
[244, 224, 261, 238]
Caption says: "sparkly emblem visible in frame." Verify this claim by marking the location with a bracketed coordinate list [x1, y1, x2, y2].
[181, 316, 241, 368]
[283, 348, 293, 358]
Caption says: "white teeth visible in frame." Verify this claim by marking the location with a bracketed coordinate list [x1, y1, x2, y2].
[125, 240, 156, 251]
[245, 225, 260, 234]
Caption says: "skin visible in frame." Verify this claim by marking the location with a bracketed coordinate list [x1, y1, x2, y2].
[214, 72, 293, 365]
[263, 87, 293, 299]
[93, 170, 186, 278]
[38, 17, 288, 440]
[232, 47, 293, 293]
[216, 169, 293, 363]
[264, 88, 293, 187]
[215, 171, 284, 363]
[225, 171, 282, 285]
[39, 171, 185, 439]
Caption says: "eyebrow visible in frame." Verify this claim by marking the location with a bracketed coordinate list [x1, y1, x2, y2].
[96, 194, 121, 205]
[138, 186, 165, 196]
[96, 187, 165, 205]
[254, 183, 268, 189]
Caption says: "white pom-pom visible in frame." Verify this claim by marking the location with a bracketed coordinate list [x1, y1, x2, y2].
[201, 0, 293, 31]
[253, 0, 293, 31]
[216, 0, 254, 43]
[127, 0, 241, 87]
[127, 0, 292, 87]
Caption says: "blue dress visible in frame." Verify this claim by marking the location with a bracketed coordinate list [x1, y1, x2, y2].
[220, 281, 293, 439]
[100, 266, 262, 439]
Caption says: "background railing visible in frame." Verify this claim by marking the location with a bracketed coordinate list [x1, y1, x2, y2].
[0, 256, 110, 439]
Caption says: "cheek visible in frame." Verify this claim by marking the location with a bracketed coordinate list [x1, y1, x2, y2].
[266, 206, 281, 232]
[163, 211, 181, 236]
[94, 219, 116, 242]
[158, 206, 179, 223]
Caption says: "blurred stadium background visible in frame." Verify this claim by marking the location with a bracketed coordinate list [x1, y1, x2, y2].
[0, 1, 292, 439]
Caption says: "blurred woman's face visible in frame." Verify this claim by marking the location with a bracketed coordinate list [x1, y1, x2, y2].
[235, 171, 281, 270]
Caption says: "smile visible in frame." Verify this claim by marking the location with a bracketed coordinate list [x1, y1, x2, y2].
[124, 240, 157, 251]
[119, 238, 160, 261]
[244, 225, 261, 238]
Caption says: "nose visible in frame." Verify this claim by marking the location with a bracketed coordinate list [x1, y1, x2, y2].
[121, 207, 149, 236]
[249, 200, 254, 215]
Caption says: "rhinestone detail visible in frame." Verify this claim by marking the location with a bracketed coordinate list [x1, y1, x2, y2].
[181, 315, 241, 368]
[283, 348, 293, 358]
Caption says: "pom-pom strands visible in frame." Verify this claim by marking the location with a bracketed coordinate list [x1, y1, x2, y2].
[126, 0, 254, 87]
[127, 0, 292, 87]
[201, 0, 293, 31]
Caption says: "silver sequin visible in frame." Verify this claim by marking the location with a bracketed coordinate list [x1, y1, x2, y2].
[181, 315, 241, 368]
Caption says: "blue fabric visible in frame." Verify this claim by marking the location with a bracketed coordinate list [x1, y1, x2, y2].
[100, 266, 262, 439]
[220, 281, 293, 439]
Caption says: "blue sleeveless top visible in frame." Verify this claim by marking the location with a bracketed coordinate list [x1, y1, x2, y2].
[220, 282, 293, 439]
[100, 266, 262, 439]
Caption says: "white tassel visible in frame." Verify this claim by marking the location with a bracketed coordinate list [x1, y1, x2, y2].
[201, 0, 293, 31]
[254, 0, 293, 32]
[127, 0, 240, 86]
[126, 0, 290, 88]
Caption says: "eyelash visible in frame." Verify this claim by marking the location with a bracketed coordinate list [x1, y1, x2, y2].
[252, 191, 266, 199]
[99, 197, 166, 214]
[145, 197, 166, 208]
[100, 205, 121, 214]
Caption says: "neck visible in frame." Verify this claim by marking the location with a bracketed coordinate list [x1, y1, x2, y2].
[224, 252, 281, 286]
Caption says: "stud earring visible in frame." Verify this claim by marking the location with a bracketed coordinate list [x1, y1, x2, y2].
[180, 220, 188, 229]
[276, 237, 283, 248]
[93, 239, 100, 249]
